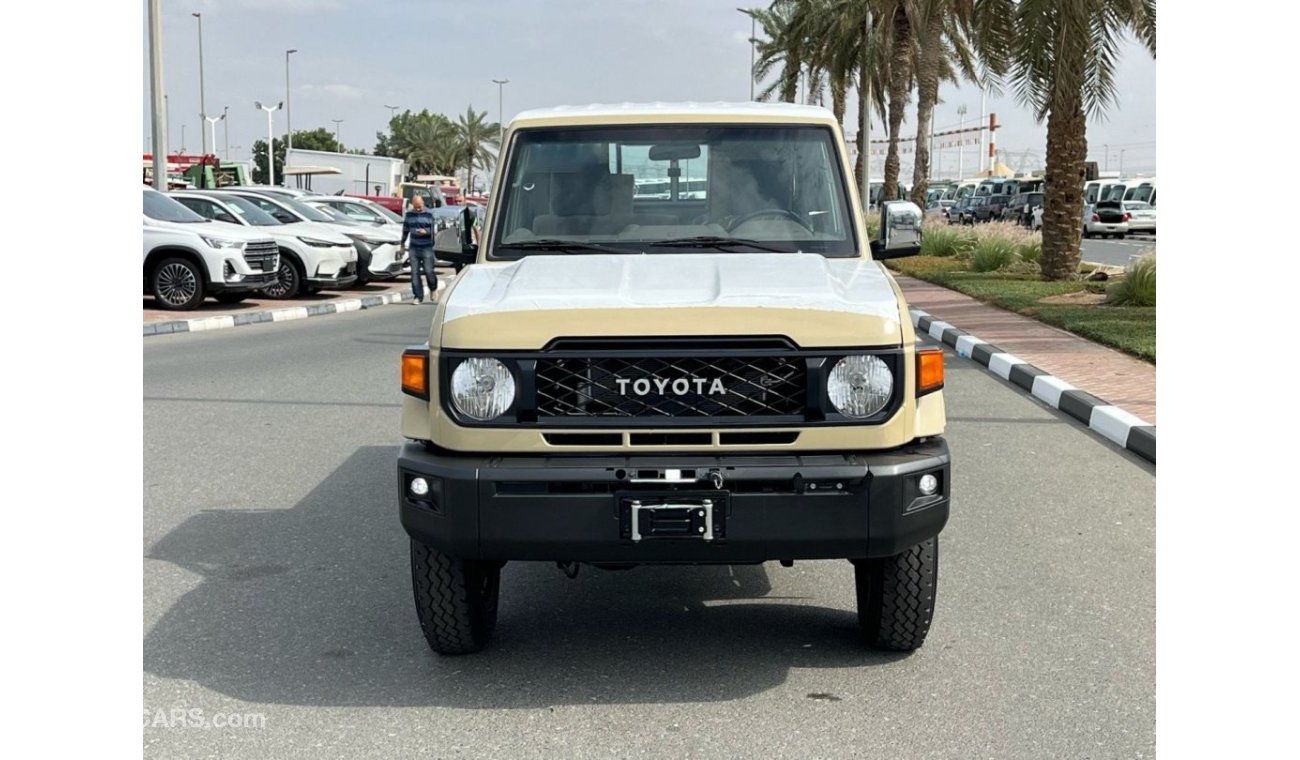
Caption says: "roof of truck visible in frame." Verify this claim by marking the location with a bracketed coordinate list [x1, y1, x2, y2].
[509, 101, 839, 129]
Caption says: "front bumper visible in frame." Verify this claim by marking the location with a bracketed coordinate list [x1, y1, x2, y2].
[398, 437, 951, 563]
[209, 271, 278, 294]
[307, 261, 358, 290]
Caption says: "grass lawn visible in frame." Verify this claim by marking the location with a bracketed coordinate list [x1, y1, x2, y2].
[886, 256, 1156, 363]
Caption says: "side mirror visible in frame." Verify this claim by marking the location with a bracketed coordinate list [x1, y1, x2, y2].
[870, 200, 923, 260]
[434, 219, 477, 267]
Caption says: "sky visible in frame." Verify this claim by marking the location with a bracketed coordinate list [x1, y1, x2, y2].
[142, 0, 1156, 178]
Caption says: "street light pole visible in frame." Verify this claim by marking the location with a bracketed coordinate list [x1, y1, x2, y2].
[956, 104, 967, 179]
[332, 119, 344, 145]
[180, 124, 186, 153]
[860, 7, 872, 206]
[285, 49, 298, 167]
[384, 104, 400, 121]
[222, 106, 229, 160]
[978, 84, 987, 174]
[192, 13, 207, 154]
[256, 101, 283, 186]
[205, 113, 226, 166]
[148, 0, 167, 189]
[492, 79, 509, 166]
[1120, 149, 1126, 176]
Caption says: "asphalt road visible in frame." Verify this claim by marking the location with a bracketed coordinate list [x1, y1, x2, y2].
[144, 305, 1155, 759]
[1080, 233, 1156, 268]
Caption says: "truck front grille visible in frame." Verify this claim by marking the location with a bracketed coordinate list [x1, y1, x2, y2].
[535, 355, 806, 418]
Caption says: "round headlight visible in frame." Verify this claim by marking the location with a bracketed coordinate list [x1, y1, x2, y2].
[827, 355, 893, 418]
[450, 358, 516, 420]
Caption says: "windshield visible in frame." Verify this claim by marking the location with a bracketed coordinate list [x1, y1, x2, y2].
[274, 196, 335, 222]
[1125, 185, 1155, 203]
[491, 124, 857, 257]
[143, 188, 206, 223]
[219, 194, 281, 226]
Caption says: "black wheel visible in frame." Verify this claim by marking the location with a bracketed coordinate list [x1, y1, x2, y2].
[214, 294, 247, 304]
[151, 256, 205, 310]
[854, 537, 938, 651]
[410, 538, 500, 655]
[1116, 233, 1126, 240]
[258, 255, 303, 299]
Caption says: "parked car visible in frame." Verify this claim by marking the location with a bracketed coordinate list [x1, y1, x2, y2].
[959, 196, 987, 225]
[1084, 199, 1130, 238]
[1123, 200, 1156, 235]
[346, 192, 404, 215]
[142, 187, 279, 310]
[1006, 192, 1044, 226]
[300, 196, 406, 283]
[214, 189, 362, 295]
[974, 193, 1010, 223]
[170, 190, 362, 298]
[924, 199, 955, 220]
[947, 198, 972, 225]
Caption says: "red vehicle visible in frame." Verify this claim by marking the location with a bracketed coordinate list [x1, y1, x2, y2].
[345, 193, 404, 214]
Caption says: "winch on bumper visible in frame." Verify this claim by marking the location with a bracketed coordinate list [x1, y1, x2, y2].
[398, 437, 949, 563]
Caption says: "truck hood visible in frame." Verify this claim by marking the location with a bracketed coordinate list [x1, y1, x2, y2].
[439, 253, 905, 350]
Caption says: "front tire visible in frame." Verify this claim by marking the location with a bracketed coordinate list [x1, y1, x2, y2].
[855, 538, 938, 651]
[151, 257, 205, 310]
[258, 255, 304, 299]
[410, 539, 500, 655]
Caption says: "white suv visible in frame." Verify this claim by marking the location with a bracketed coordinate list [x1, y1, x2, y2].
[143, 188, 279, 310]
[171, 191, 359, 298]
[217, 189, 361, 297]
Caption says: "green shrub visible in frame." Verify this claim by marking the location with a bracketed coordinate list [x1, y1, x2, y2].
[970, 237, 1018, 272]
[921, 226, 974, 257]
[1017, 238, 1042, 264]
[1105, 251, 1156, 306]
[865, 214, 881, 240]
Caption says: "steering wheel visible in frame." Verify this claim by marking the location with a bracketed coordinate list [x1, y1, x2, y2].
[726, 208, 812, 233]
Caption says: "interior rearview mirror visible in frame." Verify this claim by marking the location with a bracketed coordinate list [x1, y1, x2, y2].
[870, 200, 923, 260]
[648, 143, 702, 161]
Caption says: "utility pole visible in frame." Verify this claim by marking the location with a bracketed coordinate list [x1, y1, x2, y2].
[978, 84, 987, 174]
[285, 49, 298, 166]
[193, 13, 207, 154]
[148, 0, 167, 189]
[492, 79, 509, 164]
[860, 6, 872, 206]
[956, 104, 967, 179]
[256, 101, 283, 186]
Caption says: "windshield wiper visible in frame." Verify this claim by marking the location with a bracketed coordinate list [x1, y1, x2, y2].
[649, 236, 794, 253]
[498, 239, 632, 254]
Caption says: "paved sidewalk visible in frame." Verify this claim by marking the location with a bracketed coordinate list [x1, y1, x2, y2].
[897, 275, 1156, 423]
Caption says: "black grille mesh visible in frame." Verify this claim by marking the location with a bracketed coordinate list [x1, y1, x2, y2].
[535, 356, 806, 418]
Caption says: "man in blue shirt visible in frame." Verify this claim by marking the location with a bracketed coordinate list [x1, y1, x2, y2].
[401, 194, 437, 304]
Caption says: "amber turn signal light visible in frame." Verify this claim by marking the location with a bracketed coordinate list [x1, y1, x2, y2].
[402, 350, 429, 399]
[916, 347, 944, 396]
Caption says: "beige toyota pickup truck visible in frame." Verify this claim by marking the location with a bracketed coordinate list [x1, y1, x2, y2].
[398, 103, 949, 655]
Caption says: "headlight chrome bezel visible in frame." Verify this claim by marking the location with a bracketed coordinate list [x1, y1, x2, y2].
[449, 357, 517, 421]
[825, 354, 895, 419]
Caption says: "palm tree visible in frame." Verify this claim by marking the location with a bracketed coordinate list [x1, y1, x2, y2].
[745, 1, 803, 102]
[877, 0, 913, 206]
[907, 0, 982, 205]
[986, 0, 1155, 280]
[389, 112, 458, 177]
[453, 106, 500, 197]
